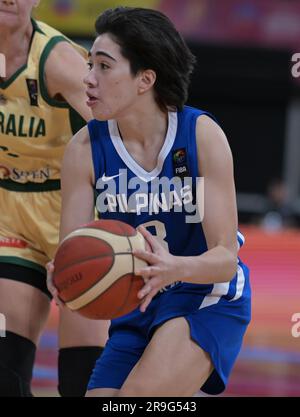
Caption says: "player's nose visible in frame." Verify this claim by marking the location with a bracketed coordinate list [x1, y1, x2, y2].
[83, 70, 97, 87]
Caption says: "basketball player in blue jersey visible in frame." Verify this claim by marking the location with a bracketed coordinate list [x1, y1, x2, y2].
[48, 7, 251, 396]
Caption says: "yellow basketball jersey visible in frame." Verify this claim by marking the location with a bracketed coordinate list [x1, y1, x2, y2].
[0, 20, 87, 191]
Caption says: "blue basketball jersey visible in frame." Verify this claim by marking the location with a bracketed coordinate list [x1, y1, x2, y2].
[88, 105, 247, 301]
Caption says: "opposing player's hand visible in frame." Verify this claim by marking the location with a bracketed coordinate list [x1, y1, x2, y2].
[134, 226, 182, 313]
[46, 261, 64, 307]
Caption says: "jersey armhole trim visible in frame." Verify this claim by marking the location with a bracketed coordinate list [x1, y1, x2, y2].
[39, 35, 71, 108]
[88, 121, 102, 187]
[31, 18, 45, 35]
[69, 106, 86, 135]
[193, 111, 219, 177]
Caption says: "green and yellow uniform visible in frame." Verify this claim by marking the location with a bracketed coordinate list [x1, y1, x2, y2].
[0, 20, 87, 283]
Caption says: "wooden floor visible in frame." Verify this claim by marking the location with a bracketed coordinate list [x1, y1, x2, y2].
[31, 226, 300, 397]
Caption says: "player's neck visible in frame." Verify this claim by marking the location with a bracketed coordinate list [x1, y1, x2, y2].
[116, 101, 169, 147]
[0, 23, 33, 65]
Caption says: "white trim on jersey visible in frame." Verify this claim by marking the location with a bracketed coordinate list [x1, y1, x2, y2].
[108, 111, 178, 182]
[229, 264, 245, 302]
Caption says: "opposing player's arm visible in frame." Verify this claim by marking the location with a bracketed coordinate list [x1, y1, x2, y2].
[59, 126, 95, 241]
[45, 41, 92, 122]
[181, 115, 238, 283]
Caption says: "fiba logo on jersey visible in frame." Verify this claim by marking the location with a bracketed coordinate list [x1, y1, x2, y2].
[291, 53, 300, 78]
[0, 313, 6, 338]
[95, 169, 205, 223]
[291, 313, 300, 338]
[172, 148, 189, 179]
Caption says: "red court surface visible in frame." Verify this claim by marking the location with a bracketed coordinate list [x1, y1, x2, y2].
[32, 226, 300, 396]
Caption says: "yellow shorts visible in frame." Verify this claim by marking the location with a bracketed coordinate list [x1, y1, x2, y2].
[0, 186, 61, 274]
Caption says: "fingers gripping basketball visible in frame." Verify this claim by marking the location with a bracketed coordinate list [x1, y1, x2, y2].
[53, 220, 148, 319]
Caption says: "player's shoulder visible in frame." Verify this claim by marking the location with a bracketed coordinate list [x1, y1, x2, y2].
[35, 20, 86, 52]
[179, 106, 220, 133]
[69, 125, 90, 148]
[44, 38, 88, 99]
[64, 125, 89, 158]
[195, 113, 227, 149]
[46, 40, 87, 71]
[39, 18, 87, 73]
[194, 112, 233, 176]
[61, 125, 94, 185]
[63, 126, 93, 176]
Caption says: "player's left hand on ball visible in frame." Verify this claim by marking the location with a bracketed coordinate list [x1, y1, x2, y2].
[133, 225, 182, 313]
[46, 261, 65, 307]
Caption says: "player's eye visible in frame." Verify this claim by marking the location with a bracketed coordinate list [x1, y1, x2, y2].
[87, 62, 93, 70]
[100, 63, 110, 70]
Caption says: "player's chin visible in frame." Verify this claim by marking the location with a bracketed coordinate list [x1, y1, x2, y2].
[0, 15, 18, 28]
[94, 115, 109, 122]
[92, 109, 112, 122]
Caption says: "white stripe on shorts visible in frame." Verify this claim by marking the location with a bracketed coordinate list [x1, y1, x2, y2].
[229, 264, 245, 302]
[199, 282, 230, 309]
[237, 231, 245, 249]
[199, 263, 246, 309]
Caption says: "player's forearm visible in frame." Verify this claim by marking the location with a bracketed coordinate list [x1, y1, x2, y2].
[179, 246, 238, 284]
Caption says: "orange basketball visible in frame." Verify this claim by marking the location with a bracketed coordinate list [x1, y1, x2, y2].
[53, 219, 148, 320]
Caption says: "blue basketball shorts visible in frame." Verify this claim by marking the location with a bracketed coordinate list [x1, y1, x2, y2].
[87, 260, 251, 395]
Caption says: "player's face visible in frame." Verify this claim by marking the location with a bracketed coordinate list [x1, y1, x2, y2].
[84, 34, 142, 121]
[0, 0, 38, 31]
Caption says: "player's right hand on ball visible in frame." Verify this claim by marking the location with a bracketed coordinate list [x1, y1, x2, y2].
[46, 261, 65, 307]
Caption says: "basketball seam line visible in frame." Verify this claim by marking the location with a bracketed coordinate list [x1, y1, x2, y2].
[54, 235, 115, 274]
[76, 236, 135, 318]
[75, 224, 136, 239]
[110, 235, 137, 317]
[87, 224, 136, 237]
[78, 271, 135, 319]
[54, 251, 131, 275]
[60, 228, 136, 246]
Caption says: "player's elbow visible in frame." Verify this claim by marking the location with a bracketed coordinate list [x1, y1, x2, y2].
[223, 249, 238, 281]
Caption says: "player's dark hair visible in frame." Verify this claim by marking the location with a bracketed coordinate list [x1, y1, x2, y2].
[95, 7, 196, 111]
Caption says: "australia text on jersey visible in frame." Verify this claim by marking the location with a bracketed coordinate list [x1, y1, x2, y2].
[0, 112, 46, 138]
[95, 169, 204, 224]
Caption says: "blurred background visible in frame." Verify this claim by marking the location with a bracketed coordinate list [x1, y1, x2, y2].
[32, 0, 300, 396]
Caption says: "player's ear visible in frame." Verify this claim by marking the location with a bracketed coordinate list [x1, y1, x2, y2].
[33, 0, 40, 8]
[138, 69, 156, 95]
